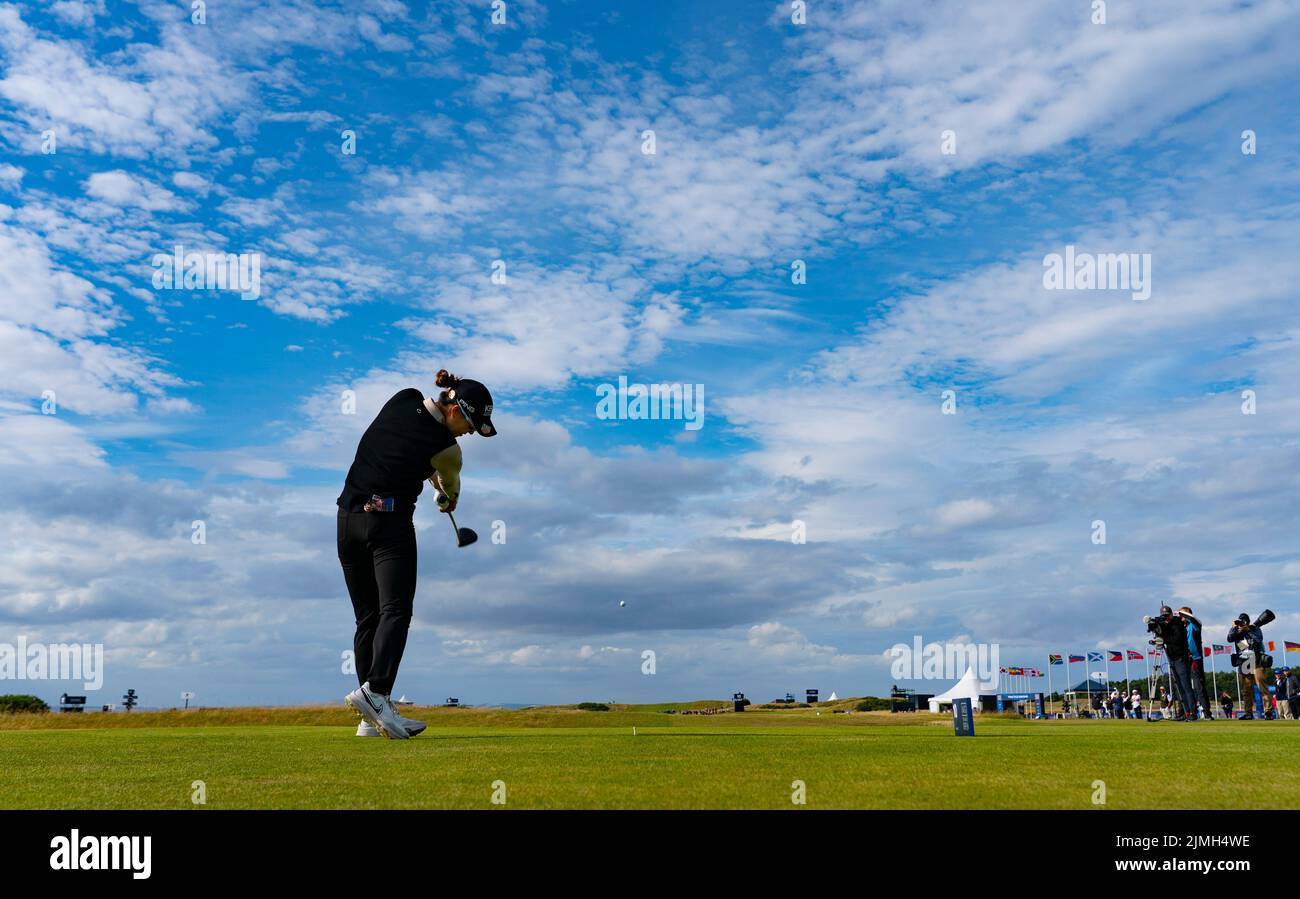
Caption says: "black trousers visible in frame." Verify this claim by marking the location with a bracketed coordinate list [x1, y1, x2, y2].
[1188, 659, 1213, 717]
[1168, 655, 1195, 717]
[337, 507, 417, 696]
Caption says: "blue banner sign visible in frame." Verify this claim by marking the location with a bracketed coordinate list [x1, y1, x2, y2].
[953, 697, 975, 736]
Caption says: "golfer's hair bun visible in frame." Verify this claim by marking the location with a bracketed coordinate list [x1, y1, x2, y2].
[435, 369, 459, 387]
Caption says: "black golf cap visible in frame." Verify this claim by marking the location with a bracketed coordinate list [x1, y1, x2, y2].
[447, 378, 496, 437]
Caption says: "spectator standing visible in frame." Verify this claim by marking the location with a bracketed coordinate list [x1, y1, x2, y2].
[1110, 690, 1125, 719]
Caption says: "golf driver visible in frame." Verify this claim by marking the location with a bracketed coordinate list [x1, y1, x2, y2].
[447, 511, 477, 547]
[438, 494, 478, 547]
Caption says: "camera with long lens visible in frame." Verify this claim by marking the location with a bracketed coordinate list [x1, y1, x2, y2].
[1143, 609, 1173, 646]
[1230, 609, 1275, 671]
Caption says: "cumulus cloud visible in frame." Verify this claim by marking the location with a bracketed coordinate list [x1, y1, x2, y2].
[0, 223, 183, 415]
[84, 170, 183, 211]
[790, 0, 1300, 174]
[0, 4, 248, 157]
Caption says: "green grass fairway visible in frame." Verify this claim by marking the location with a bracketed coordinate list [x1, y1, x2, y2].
[3, 703, 1298, 809]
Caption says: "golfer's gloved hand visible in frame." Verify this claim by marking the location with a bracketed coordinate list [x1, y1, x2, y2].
[436, 492, 457, 513]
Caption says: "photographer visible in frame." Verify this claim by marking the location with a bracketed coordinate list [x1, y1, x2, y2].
[1275, 670, 1291, 720]
[1176, 607, 1214, 719]
[1227, 611, 1275, 720]
[1220, 690, 1234, 719]
[1145, 606, 1195, 721]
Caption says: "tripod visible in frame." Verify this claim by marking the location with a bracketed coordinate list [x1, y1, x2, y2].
[1146, 652, 1169, 719]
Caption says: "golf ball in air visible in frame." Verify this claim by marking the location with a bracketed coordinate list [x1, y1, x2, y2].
[619, 601, 626, 607]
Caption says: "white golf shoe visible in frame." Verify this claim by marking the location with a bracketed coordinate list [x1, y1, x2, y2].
[392, 708, 427, 737]
[345, 682, 409, 740]
[356, 712, 426, 737]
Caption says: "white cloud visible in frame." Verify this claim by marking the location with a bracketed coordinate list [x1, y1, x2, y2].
[0, 4, 248, 158]
[0, 223, 183, 414]
[931, 499, 997, 533]
[746, 621, 853, 667]
[171, 171, 211, 195]
[795, 0, 1300, 174]
[84, 170, 182, 211]
[48, 0, 104, 27]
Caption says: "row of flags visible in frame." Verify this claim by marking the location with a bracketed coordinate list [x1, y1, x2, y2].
[1198, 640, 1300, 657]
[1049, 651, 1142, 664]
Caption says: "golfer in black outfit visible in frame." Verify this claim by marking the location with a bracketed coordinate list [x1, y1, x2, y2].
[339, 369, 496, 739]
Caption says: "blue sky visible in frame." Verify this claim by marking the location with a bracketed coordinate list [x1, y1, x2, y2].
[2, 0, 1300, 708]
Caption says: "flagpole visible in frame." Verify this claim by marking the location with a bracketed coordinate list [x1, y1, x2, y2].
[1086, 655, 1092, 715]
[1047, 657, 1054, 716]
[1144, 650, 1151, 714]
[1201, 646, 1210, 718]
[1124, 651, 1131, 698]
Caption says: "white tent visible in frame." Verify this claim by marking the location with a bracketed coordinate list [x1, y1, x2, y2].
[827, 691, 838, 701]
[928, 667, 991, 713]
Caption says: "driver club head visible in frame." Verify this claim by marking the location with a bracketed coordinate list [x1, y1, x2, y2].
[446, 510, 478, 548]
